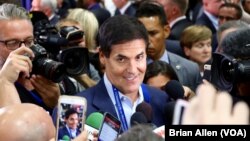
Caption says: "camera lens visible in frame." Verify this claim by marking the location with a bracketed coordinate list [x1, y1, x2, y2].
[33, 58, 66, 83]
[59, 47, 89, 76]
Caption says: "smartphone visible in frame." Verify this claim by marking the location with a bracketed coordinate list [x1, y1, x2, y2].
[98, 112, 121, 141]
[172, 99, 188, 125]
[55, 95, 87, 141]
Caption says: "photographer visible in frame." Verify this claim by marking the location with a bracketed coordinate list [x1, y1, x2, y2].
[56, 18, 101, 93]
[211, 27, 250, 107]
[0, 3, 60, 113]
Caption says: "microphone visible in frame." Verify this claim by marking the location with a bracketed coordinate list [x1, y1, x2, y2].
[164, 101, 176, 125]
[85, 112, 104, 141]
[62, 135, 70, 141]
[136, 102, 153, 123]
[86, 112, 104, 129]
[164, 80, 184, 100]
[130, 112, 148, 127]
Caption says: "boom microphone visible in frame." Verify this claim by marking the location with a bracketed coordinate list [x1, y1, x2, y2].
[136, 102, 153, 123]
[85, 112, 104, 141]
[130, 112, 148, 127]
[164, 80, 184, 100]
[86, 112, 104, 129]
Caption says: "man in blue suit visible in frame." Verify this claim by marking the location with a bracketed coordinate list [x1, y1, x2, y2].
[58, 108, 81, 140]
[77, 15, 169, 132]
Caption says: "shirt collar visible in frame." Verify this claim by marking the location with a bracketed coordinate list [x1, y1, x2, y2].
[147, 50, 169, 64]
[169, 15, 186, 28]
[204, 10, 219, 30]
[119, 1, 132, 15]
[103, 73, 144, 105]
[66, 124, 77, 136]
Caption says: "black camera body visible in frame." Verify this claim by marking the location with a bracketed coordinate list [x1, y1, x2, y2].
[31, 44, 66, 83]
[60, 26, 84, 41]
[207, 53, 250, 92]
[31, 18, 89, 83]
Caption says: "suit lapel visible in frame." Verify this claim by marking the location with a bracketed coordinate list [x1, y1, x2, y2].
[168, 52, 183, 82]
[92, 80, 118, 117]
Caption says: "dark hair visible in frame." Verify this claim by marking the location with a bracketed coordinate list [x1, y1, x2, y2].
[135, 0, 167, 26]
[219, 3, 242, 19]
[144, 60, 179, 83]
[65, 108, 78, 119]
[221, 27, 250, 58]
[98, 15, 148, 57]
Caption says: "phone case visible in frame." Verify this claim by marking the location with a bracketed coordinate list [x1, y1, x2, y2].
[55, 95, 87, 141]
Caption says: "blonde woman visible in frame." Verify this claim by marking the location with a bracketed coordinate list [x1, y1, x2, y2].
[67, 8, 99, 53]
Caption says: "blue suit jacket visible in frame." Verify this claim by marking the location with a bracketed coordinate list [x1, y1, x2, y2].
[76, 79, 169, 127]
[58, 126, 81, 140]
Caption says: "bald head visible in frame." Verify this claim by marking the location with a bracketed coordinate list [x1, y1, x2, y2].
[0, 104, 55, 141]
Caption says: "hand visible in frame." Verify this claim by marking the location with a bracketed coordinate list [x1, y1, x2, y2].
[72, 129, 98, 141]
[182, 82, 249, 124]
[0, 46, 34, 83]
[30, 75, 60, 108]
[182, 86, 195, 100]
[74, 74, 97, 88]
[72, 130, 88, 141]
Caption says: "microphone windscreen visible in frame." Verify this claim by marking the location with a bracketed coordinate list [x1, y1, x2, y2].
[62, 135, 70, 141]
[164, 101, 176, 125]
[164, 80, 184, 100]
[86, 112, 104, 129]
[130, 112, 147, 127]
[136, 102, 153, 122]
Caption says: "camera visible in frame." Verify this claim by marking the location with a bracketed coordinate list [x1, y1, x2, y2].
[30, 12, 89, 83]
[208, 52, 250, 92]
[60, 26, 84, 41]
[30, 44, 66, 83]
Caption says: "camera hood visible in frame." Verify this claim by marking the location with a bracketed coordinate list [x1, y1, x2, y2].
[211, 53, 250, 91]
[58, 47, 89, 77]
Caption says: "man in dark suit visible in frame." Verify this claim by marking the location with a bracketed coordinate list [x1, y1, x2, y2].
[58, 108, 81, 140]
[77, 15, 169, 132]
[136, 1, 202, 91]
[195, 0, 224, 51]
[77, 0, 111, 26]
[31, 0, 60, 26]
[113, 0, 137, 16]
[157, 0, 193, 40]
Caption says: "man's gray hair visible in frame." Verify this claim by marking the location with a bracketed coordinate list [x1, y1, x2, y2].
[0, 3, 29, 20]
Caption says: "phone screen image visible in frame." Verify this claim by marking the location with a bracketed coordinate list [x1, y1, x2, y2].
[56, 96, 86, 141]
[98, 113, 121, 141]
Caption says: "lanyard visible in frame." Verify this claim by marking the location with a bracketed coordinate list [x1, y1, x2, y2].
[112, 84, 151, 132]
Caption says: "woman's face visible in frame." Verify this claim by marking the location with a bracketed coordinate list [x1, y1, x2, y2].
[184, 39, 212, 65]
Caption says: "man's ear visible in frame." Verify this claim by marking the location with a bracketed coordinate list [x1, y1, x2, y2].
[99, 51, 106, 67]
[164, 24, 170, 39]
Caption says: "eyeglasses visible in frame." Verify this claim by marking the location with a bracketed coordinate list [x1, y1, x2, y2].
[0, 38, 34, 50]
